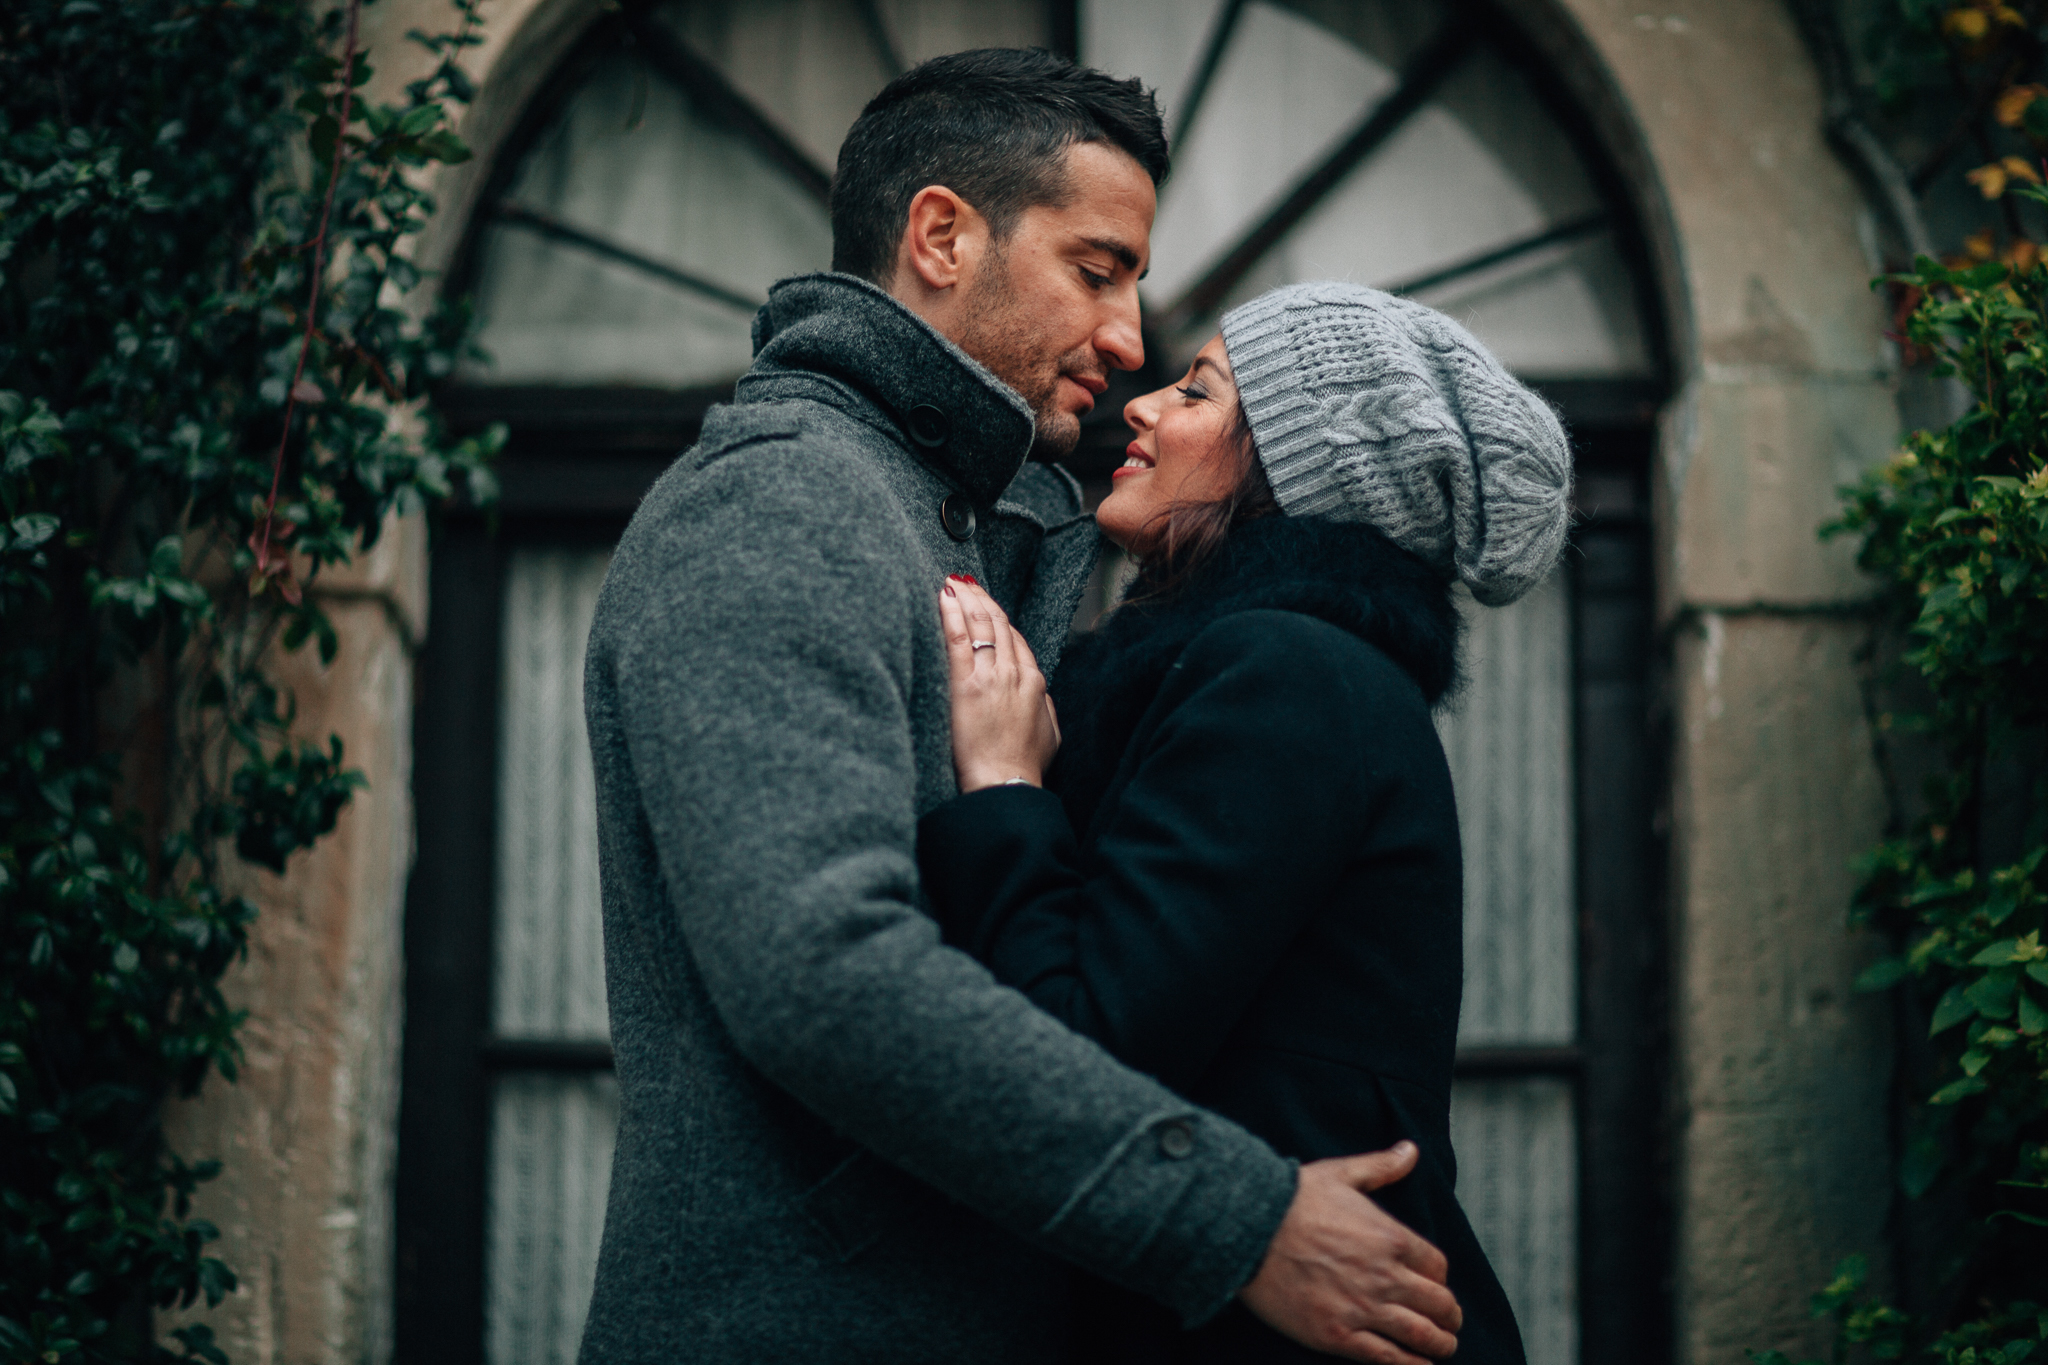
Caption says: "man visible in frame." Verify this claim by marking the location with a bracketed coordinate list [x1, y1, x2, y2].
[579, 49, 1462, 1364]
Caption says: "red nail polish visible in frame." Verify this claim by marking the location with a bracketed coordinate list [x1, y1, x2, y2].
[958, 573, 978, 586]
[942, 584, 955, 597]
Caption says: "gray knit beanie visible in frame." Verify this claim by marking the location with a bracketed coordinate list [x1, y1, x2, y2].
[1221, 281, 1571, 607]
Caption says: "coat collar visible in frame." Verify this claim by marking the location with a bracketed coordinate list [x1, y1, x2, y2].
[1048, 518, 1461, 841]
[737, 272, 1036, 506]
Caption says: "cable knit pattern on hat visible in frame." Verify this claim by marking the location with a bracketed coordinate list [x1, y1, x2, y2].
[1221, 281, 1571, 607]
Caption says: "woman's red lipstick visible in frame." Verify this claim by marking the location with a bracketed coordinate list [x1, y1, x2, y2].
[1112, 440, 1153, 480]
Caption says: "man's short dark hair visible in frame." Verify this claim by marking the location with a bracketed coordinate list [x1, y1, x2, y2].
[830, 48, 1169, 283]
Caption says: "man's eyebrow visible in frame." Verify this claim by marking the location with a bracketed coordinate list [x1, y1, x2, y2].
[1084, 236, 1147, 279]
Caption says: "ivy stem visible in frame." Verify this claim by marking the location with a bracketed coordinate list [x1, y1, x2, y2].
[254, 0, 364, 585]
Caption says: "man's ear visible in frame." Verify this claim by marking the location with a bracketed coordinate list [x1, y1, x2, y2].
[894, 185, 987, 295]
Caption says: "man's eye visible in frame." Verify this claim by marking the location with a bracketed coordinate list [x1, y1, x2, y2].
[1080, 268, 1111, 288]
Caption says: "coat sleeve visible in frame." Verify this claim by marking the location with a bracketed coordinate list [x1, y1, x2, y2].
[916, 611, 1376, 1094]
[593, 435, 1296, 1326]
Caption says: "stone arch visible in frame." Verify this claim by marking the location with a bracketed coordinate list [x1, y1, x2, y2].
[1484, 6, 1899, 1364]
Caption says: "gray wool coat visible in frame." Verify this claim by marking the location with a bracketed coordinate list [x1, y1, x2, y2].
[576, 273, 1299, 1364]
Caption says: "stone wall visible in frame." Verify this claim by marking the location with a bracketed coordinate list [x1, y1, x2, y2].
[1542, 2, 1898, 1359]
[161, 517, 428, 1365]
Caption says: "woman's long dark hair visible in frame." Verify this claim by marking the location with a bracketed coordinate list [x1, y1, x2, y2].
[1124, 397, 1280, 603]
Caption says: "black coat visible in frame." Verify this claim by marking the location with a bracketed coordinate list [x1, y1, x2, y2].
[917, 517, 1526, 1365]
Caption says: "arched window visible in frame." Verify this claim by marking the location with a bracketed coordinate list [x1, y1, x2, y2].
[398, 4, 1668, 1361]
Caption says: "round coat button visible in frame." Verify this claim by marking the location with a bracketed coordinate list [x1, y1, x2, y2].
[905, 404, 950, 449]
[940, 493, 976, 542]
[1158, 1121, 1195, 1159]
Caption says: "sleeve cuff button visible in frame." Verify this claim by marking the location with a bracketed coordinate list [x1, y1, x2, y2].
[1158, 1121, 1196, 1159]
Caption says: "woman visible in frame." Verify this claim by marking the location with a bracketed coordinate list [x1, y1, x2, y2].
[916, 282, 1571, 1364]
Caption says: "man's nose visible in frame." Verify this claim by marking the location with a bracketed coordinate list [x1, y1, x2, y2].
[1094, 292, 1145, 373]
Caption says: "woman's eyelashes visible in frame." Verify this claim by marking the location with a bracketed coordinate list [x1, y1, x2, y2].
[1175, 382, 1209, 402]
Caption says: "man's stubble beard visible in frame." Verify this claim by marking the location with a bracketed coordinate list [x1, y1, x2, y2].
[952, 250, 1095, 461]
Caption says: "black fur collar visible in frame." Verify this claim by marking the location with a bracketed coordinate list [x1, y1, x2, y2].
[1048, 517, 1459, 838]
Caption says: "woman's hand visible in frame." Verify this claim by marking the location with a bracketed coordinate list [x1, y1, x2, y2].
[938, 577, 1061, 791]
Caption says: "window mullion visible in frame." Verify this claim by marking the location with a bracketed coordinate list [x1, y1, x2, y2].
[1385, 211, 1609, 299]
[1158, 22, 1479, 334]
[493, 201, 763, 312]
[1171, 0, 1249, 149]
[853, 0, 905, 80]
[621, 6, 835, 206]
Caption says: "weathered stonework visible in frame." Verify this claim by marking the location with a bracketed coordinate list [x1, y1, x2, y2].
[1548, 2, 1899, 1359]
[1665, 376, 1899, 607]
[152, 2, 535, 1354]
[1669, 613, 1892, 1360]
[161, 518, 426, 1365]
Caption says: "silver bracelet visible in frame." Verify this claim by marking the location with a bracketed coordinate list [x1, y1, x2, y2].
[999, 777, 1033, 787]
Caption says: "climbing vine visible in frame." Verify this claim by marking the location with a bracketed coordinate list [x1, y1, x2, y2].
[0, 0, 498, 1359]
[1756, 3, 2048, 1361]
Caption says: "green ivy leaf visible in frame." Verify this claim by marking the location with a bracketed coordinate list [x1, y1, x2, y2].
[2018, 990, 2047, 1035]
[9, 513, 59, 550]
[1966, 969, 2021, 1019]
[1907, 874, 1969, 906]
[1856, 957, 1910, 991]
[1973, 939, 2024, 965]
[0, 0, 499, 1334]
[415, 128, 471, 164]
[308, 112, 340, 167]
[148, 534, 182, 576]
[1931, 1075, 1989, 1105]
[1931, 984, 1977, 1035]
[396, 102, 443, 138]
